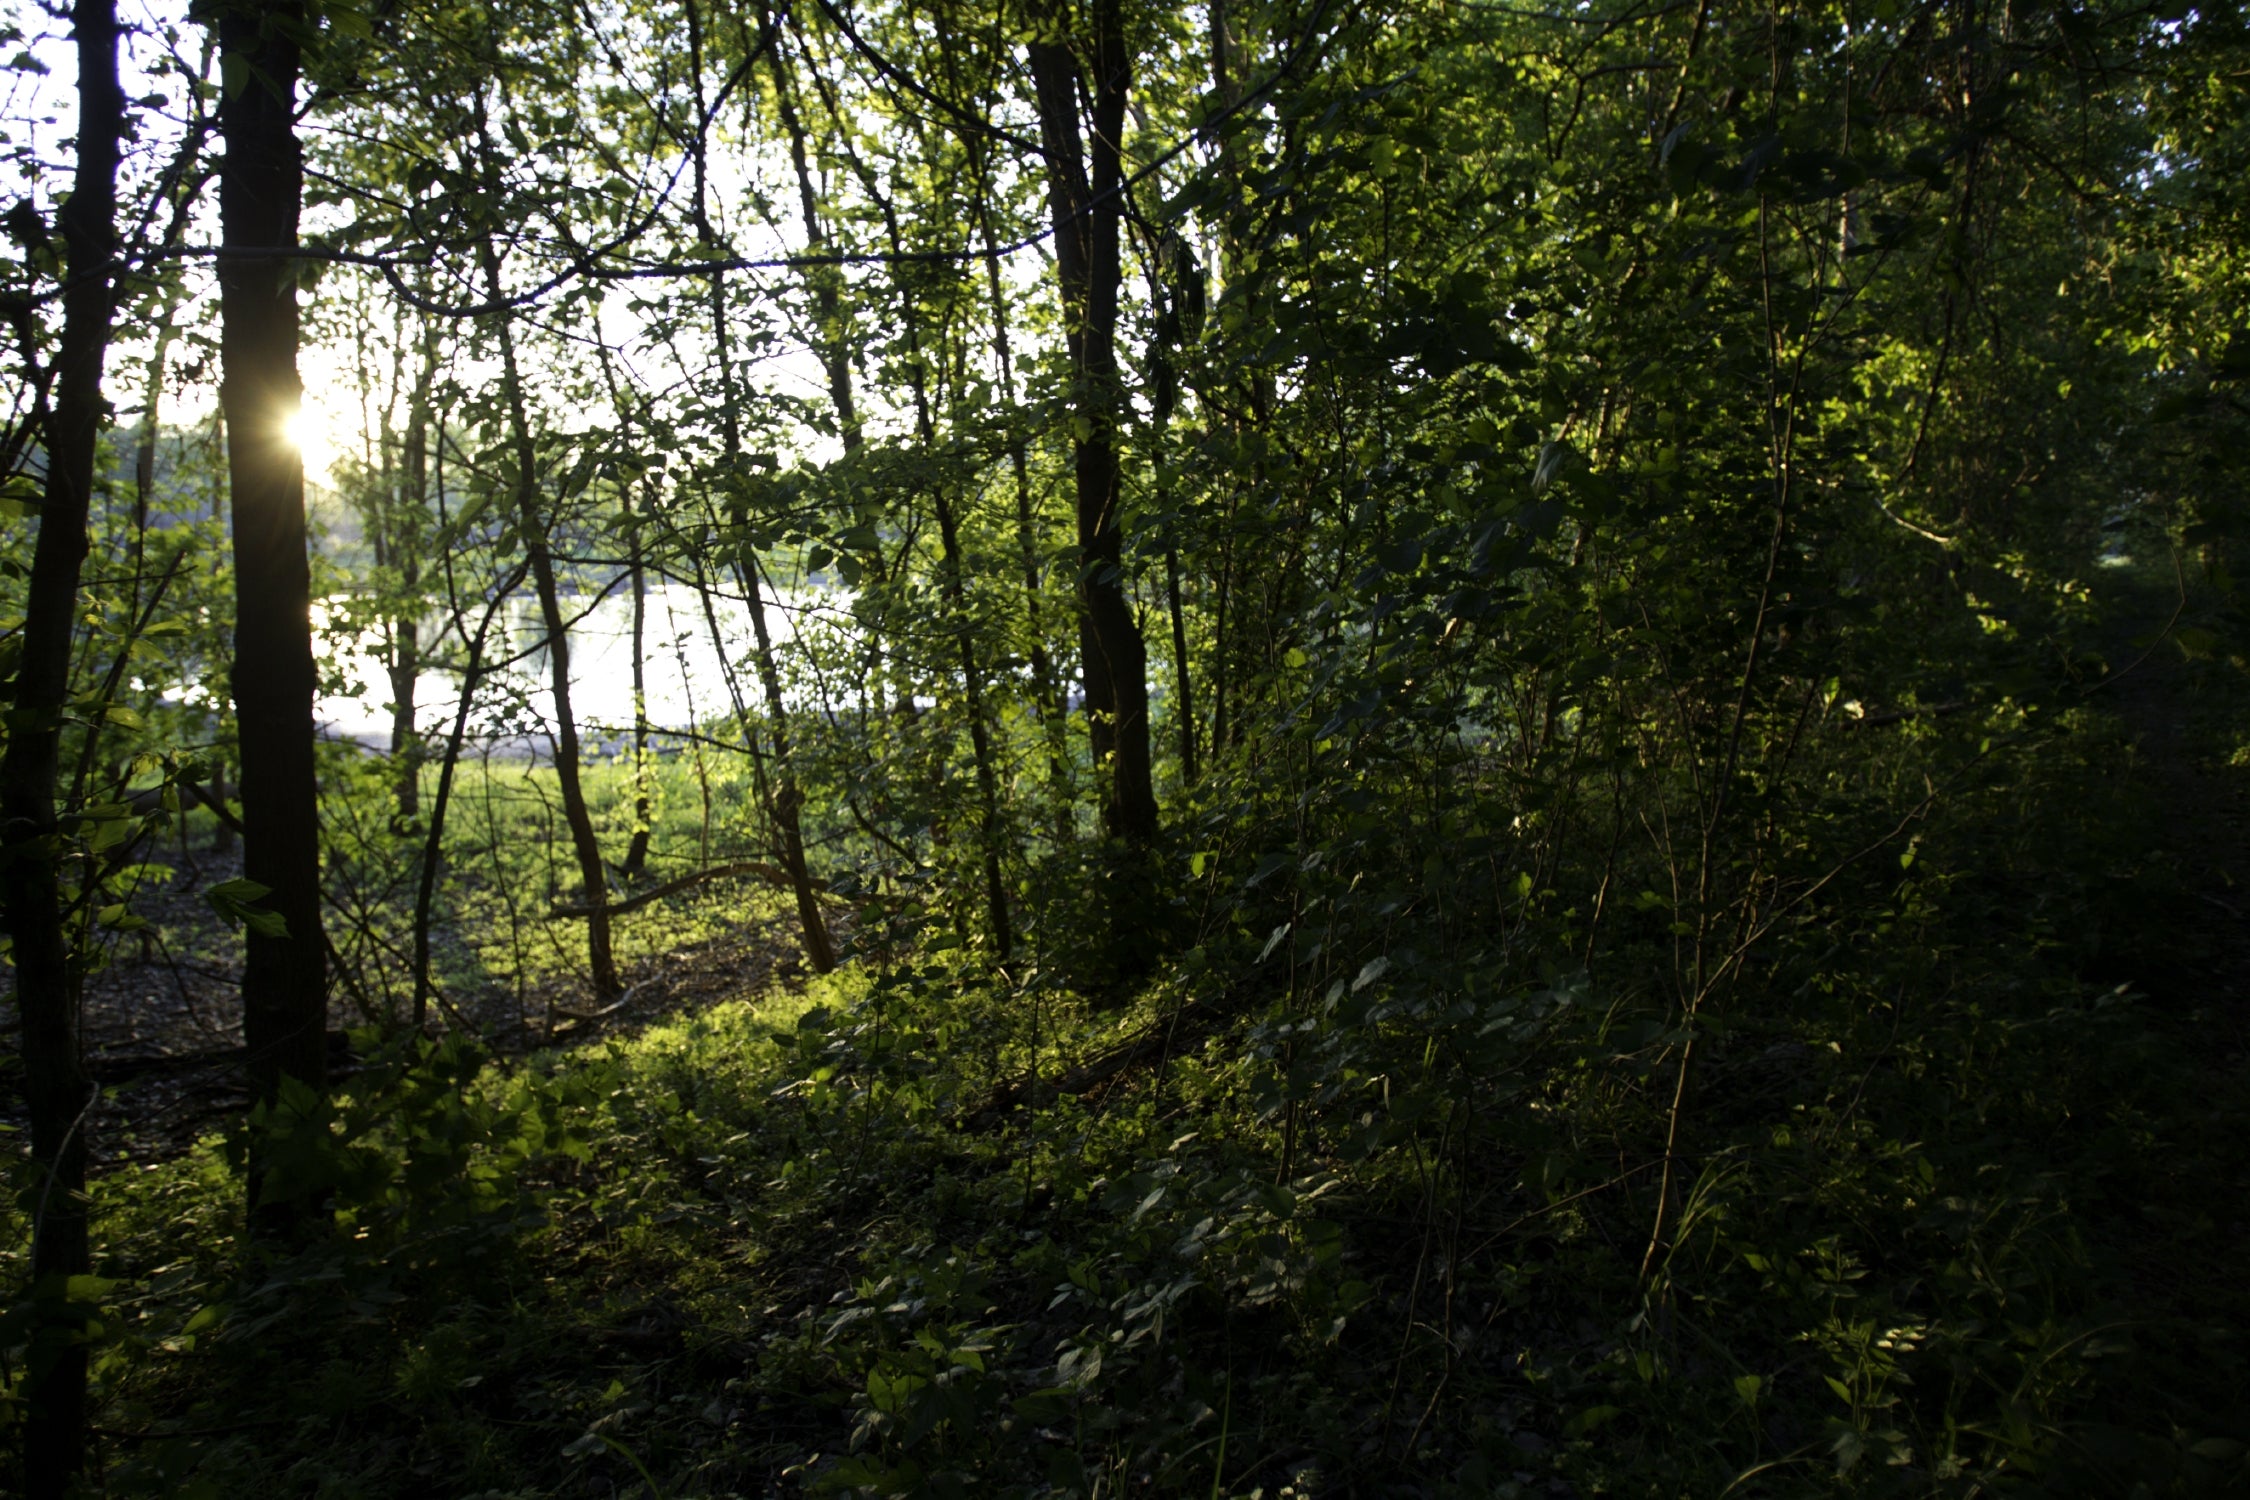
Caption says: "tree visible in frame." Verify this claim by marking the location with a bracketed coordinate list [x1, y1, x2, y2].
[1029, 0, 1158, 854]
[216, 0, 328, 1139]
[0, 6, 122, 1485]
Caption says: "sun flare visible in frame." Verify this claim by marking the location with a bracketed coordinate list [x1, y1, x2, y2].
[278, 403, 342, 481]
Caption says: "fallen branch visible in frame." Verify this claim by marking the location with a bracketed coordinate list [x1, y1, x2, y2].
[549, 859, 799, 920]
[551, 979, 657, 1026]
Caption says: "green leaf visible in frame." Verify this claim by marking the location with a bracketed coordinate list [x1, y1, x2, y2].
[208, 876, 271, 904]
[207, 876, 288, 937]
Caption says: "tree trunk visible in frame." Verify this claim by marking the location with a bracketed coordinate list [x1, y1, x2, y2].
[592, 341, 654, 882]
[412, 561, 527, 1030]
[484, 271, 621, 999]
[387, 318, 438, 828]
[217, 0, 327, 1123]
[820, 66, 1014, 959]
[0, 5, 119, 1490]
[1166, 541, 1197, 785]
[769, 38, 863, 459]
[691, 0, 835, 971]
[1028, 3, 1158, 850]
[470, 85, 621, 1000]
[622, 479, 652, 880]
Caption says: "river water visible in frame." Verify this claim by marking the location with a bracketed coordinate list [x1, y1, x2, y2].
[314, 580, 854, 753]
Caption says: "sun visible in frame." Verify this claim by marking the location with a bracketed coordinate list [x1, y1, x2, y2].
[278, 402, 342, 482]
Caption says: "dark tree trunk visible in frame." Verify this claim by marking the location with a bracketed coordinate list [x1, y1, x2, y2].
[1028, 3, 1158, 850]
[217, 0, 327, 1121]
[770, 41, 863, 459]
[0, 6, 119, 1491]
[1166, 541, 1198, 785]
[589, 343, 652, 882]
[822, 62, 1014, 959]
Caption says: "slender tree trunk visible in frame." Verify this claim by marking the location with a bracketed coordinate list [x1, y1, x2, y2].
[217, 0, 327, 1123]
[412, 562, 527, 1030]
[825, 84, 1014, 958]
[690, 0, 834, 970]
[1028, 2, 1158, 850]
[469, 88, 620, 999]
[134, 323, 177, 533]
[484, 273, 620, 998]
[387, 319, 438, 828]
[0, 6, 119, 1490]
[1166, 541, 1197, 785]
[1203, 0, 1260, 761]
[205, 408, 237, 854]
[770, 24, 900, 778]
[591, 344, 654, 881]
[622, 479, 652, 880]
[769, 42, 863, 459]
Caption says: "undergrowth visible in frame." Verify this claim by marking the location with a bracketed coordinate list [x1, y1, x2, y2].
[8, 640, 2249, 1497]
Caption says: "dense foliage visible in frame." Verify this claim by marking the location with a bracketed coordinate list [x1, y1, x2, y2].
[4, 0, 2248, 1494]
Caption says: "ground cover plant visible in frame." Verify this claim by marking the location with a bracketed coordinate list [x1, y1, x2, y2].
[4, 0, 2250, 1494]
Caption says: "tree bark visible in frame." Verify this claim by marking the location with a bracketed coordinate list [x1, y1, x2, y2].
[820, 59, 1014, 958]
[0, 6, 119, 1490]
[592, 342, 653, 881]
[1028, 3, 1158, 850]
[217, 0, 327, 1120]
[769, 38, 863, 459]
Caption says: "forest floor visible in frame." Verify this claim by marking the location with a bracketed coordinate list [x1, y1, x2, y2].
[0, 850, 817, 1165]
[15, 552, 2250, 1499]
